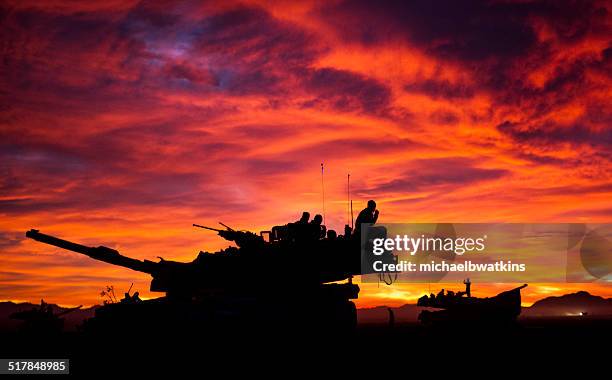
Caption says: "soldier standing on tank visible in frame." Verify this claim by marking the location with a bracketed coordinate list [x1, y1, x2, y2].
[464, 278, 471, 298]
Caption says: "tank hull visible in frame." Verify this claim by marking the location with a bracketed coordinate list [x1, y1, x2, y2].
[82, 283, 359, 335]
[418, 285, 526, 326]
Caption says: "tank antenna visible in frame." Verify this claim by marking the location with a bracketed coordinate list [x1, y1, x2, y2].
[351, 200, 354, 229]
[347, 173, 350, 226]
[321, 163, 325, 226]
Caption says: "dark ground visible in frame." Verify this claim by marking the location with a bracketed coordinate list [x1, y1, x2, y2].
[1, 317, 610, 376]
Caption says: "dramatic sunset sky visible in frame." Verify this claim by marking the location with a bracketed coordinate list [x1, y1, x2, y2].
[1, 0, 611, 307]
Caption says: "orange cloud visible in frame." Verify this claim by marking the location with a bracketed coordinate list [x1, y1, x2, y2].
[0, 0, 611, 307]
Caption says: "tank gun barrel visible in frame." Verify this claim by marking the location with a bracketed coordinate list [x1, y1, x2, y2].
[25, 229, 154, 274]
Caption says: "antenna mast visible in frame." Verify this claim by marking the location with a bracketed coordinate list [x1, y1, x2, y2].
[348, 173, 354, 229]
[351, 200, 354, 229]
[321, 163, 325, 226]
[347, 173, 350, 226]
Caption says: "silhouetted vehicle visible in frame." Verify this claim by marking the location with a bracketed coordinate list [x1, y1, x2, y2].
[10, 300, 82, 334]
[417, 284, 528, 326]
[26, 221, 394, 334]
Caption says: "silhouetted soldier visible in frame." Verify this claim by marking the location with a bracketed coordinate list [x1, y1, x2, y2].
[437, 289, 445, 300]
[297, 212, 310, 224]
[353, 200, 379, 236]
[311, 214, 322, 226]
[41, 300, 53, 316]
[464, 278, 471, 297]
[310, 214, 326, 239]
[344, 224, 352, 238]
[289, 212, 311, 241]
[387, 307, 395, 328]
[287, 211, 314, 241]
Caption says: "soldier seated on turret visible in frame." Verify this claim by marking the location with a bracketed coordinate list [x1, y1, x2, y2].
[132, 291, 141, 302]
[297, 212, 310, 224]
[309, 214, 326, 239]
[417, 294, 430, 307]
[121, 290, 142, 304]
[288, 212, 312, 242]
[311, 214, 322, 226]
[353, 200, 379, 237]
[344, 224, 352, 238]
[40, 300, 53, 316]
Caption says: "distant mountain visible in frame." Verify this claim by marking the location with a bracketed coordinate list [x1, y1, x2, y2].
[521, 291, 612, 317]
[0, 301, 97, 332]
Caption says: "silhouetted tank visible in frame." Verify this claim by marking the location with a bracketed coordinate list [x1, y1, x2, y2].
[417, 284, 528, 325]
[25, 222, 394, 334]
[10, 300, 82, 334]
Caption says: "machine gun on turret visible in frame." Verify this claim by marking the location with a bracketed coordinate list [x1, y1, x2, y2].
[193, 223, 264, 249]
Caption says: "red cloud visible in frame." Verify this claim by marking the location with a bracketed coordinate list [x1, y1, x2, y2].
[1, 0, 611, 306]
